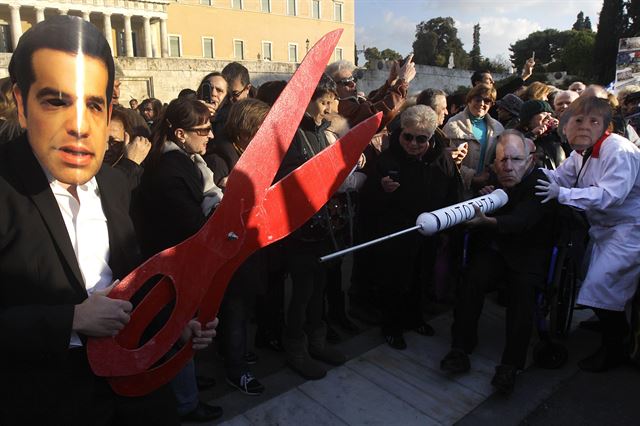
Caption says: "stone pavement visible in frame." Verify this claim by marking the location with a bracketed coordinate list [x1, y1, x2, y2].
[185, 296, 592, 426]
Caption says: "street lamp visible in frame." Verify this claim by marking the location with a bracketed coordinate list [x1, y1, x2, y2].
[306, 38, 310, 52]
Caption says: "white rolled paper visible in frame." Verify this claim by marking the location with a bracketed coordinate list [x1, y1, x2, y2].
[416, 189, 509, 236]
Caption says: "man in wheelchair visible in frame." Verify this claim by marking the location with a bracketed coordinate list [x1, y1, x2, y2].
[535, 96, 640, 372]
[440, 130, 558, 394]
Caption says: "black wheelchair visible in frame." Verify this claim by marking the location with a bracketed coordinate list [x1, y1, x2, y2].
[532, 207, 588, 369]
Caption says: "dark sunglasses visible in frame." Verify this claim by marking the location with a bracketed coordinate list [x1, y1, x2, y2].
[402, 132, 431, 144]
[472, 96, 493, 105]
[185, 127, 212, 136]
[336, 76, 357, 86]
[108, 136, 125, 146]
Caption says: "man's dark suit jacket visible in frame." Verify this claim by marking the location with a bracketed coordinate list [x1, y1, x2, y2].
[0, 135, 173, 425]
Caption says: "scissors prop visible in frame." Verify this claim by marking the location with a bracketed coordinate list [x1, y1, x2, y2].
[87, 29, 382, 396]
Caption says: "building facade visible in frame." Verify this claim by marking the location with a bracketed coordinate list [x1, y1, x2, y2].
[0, 0, 354, 63]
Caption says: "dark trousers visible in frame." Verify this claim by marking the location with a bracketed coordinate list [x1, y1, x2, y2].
[0, 348, 179, 426]
[451, 247, 541, 369]
[594, 308, 629, 349]
[219, 293, 251, 378]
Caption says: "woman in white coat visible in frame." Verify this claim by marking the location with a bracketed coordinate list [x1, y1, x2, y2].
[535, 96, 640, 372]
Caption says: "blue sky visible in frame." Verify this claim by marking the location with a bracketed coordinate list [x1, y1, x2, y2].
[355, 0, 604, 66]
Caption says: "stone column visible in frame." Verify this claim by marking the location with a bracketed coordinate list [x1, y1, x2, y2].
[103, 13, 113, 55]
[82, 11, 91, 21]
[160, 18, 169, 58]
[123, 14, 134, 57]
[35, 6, 45, 23]
[9, 4, 22, 50]
[58, 9, 68, 15]
[143, 16, 152, 58]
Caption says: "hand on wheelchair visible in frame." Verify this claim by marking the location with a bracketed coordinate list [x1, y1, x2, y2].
[534, 179, 560, 203]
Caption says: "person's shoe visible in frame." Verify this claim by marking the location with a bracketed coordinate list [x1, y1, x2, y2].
[226, 372, 265, 396]
[180, 401, 223, 422]
[244, 351, 259, 365]
[578, 345, 627, 372]
[491, 364, 517, 395]
[326, 324, 342, 343]
[195, 375, 216, 391]
[282, 334, 327, 380]
[440, 349, 470, 373]
[579, 319, 603, 332]
[384, 334, 407, 350]
[414, 322, 435, 337]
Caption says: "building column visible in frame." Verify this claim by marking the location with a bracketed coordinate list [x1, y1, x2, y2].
[123, 14, 134, 57]
[58, 9, 68, 15]
[82, 11, 90, 21]
[143, 16, 152, 58]
[35, 6, 45, 23]
[159, 18, 168, 58]
[103, 13, 113, 55]
[9, 4, 22, 50]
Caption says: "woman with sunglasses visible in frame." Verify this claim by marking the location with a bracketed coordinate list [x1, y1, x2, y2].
[132, 97, 224, 422]
[443, 83, 504, 197]
[363, 105, 461, 350]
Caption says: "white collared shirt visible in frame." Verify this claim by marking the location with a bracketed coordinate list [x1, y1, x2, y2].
[48, 177, 113, 347]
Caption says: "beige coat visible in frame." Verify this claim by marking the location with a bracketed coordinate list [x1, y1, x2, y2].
[443, 107, 504, 192]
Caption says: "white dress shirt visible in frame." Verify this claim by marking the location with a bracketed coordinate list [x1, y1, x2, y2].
[48, 177, 113, 347]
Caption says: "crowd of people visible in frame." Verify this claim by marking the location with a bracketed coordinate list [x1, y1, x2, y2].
[1, 15, 640, 425]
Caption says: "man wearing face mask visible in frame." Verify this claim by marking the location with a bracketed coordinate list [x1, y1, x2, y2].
[535, 96, 640, 373]
[440, 130, 557, 394]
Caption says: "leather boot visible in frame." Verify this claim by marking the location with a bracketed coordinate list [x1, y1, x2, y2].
[282, 334, 326, 380]
[307, 323, 347, 366]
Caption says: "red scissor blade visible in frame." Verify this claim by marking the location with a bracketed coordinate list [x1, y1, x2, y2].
[221, 29, 343, 211]
[253, 113, 382, 243]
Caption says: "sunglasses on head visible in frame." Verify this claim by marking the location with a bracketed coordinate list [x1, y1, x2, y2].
[185, 126, 212, 136]
[336, 76, 357, 86]
[401, 132, 431, 144]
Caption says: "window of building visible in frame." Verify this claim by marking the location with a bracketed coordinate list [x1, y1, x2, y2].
[312, 0, 321, 19]
[202, 37, 215, 58]
[261, 0, 271, 12]
[199, 0, 212, 5]
[262, 41, 272, 61]
[234, 40, 245, 60]
[334, 2, 343, 21]
[288, 43, 298, 63]
[169, 35, 181, 57]
[232, 0, 243, 9]
[287, 0, 297, 16]
[335, 47, 343, 61]
[0, 25, 12, 53]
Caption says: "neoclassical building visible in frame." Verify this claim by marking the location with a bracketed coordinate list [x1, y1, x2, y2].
[0, 0, 354, 62]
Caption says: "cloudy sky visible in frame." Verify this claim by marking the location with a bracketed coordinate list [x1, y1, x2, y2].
[355, 0, 604, 65]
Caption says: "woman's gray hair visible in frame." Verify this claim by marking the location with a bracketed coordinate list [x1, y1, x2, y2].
[401, 104, 438, 134]
[325, 60, 356, 80]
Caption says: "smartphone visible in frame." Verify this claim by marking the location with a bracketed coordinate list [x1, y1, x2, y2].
[398, 54, 411, 67]
[200, 81, 212, 104]
[388, 170, 400, 183]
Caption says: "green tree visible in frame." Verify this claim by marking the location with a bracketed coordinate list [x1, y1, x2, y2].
[363, 47, 403, 68]
[509, 29, 570, 71]
[412, 17, 470, 68]
[627, 0, 640, 36]
[584, 16, 593, 31]
[558, 30, 596, 78]
[573, 11, 585, 31]
[593, 0, 626, 84]
[470, 23, 482, 69]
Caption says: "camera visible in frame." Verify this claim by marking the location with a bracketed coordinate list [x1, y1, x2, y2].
[199, 81, 212, 104]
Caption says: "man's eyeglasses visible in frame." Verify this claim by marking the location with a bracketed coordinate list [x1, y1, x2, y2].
[231, 84, 250, 99]
[401, 132, 431, 144]
[497, 156, 527, 165]
[336, 76, 357, 86]
[185, 126, 212, 136]
[472, 96, 493, 105]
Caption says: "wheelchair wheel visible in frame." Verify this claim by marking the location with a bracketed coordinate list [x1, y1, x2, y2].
[549, 247, 578, 338]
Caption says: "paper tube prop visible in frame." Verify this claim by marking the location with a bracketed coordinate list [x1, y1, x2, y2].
[319, 190, 508, 263]
[87, 29, 382, 396]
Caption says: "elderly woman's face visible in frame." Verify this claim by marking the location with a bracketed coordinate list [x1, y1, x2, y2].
[399, 124, 432, 158]
[563, 112, 606, 151]
[468, 94, 493, 118]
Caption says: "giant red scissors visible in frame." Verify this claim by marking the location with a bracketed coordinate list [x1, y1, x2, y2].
[87, 29, 382, 396]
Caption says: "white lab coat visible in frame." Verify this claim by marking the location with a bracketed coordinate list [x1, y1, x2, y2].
[544, 133, 640, 311]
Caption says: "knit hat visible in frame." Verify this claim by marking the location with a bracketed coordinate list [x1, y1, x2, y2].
[519, 100, 554, 125]
[495, 94, 523, 117]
